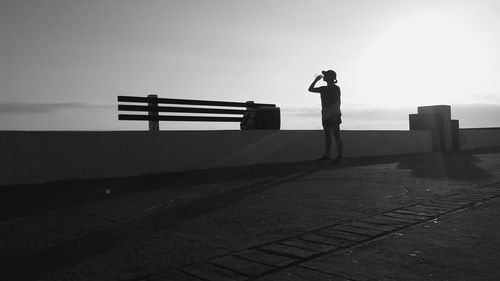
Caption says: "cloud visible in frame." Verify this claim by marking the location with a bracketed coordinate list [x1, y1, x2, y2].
[283, 103, 500, 130]
[453, 103, 500, 128]
[345, 106, 415, 121]
[0, 102, 114, 115]
[282, 105, 412, 130]
[282, 106, 318, 118]
[284, 105, 414, 121]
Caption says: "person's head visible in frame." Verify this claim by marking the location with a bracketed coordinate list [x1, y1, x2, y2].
[322, 70, 337, 84]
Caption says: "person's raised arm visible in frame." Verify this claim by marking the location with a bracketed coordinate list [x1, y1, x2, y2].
[308, 76, 322, 93]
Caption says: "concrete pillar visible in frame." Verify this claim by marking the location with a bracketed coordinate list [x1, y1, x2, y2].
[409, 105, 458, 152]
[418, 105, 452, 151]
[240, 101, 256, 130]
[451, 119, 460, 151]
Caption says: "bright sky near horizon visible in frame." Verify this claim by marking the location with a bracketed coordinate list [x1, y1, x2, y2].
[2, 0, 500, 131]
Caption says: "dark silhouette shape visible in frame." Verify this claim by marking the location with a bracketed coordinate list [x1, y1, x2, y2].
[397, 151, 492, 180]
[308, 70, 343, 162]
[117, 95, 280, 130]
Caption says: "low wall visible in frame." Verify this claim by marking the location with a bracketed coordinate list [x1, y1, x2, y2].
[459, 128, 500, 150]
[0, 130, 433, 186]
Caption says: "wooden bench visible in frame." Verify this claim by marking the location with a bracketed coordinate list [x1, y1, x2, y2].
[118, 94, 280, 131]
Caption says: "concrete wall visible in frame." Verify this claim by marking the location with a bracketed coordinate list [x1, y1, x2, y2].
[459, 128, 500, 150]
[0, 130, 433, 186]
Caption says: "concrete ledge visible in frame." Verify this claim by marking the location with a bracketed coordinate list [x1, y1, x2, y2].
[460, 128, 500, 150]
[0, 130, 433, 186]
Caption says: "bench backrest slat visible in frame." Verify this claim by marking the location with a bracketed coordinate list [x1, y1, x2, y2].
[117, 95, 275, 108]
[118, 114, 242, 122]
[118, 104, 246, 115]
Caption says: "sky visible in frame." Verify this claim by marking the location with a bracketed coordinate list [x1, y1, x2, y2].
[2, 0, 500, 131]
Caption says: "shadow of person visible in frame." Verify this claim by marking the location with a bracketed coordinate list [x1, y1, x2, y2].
[397, 151, 493, 181]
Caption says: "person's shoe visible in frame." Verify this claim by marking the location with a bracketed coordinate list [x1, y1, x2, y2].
[334, 156, 343, 164]
[317, 155, 331, 161]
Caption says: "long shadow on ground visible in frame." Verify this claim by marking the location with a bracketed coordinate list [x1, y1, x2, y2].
[1, 147, 499, 280]
[3, 147, 498, 221]
[398, 150, 494, 180]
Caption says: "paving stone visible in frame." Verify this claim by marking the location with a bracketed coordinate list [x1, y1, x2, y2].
[417, 206, 455, 213]
[383, 212, 429, 221]
[334, 224, 386, 237]
[348, 221, 396, 232]
[256, 265, 348, 281]
[360, 217, 408, 228]
[315, 227, 370, 242]
[182, 262, 246, 281]
[436, 198, 473, 204]
[461, 194, 491, 198]
[150, 270, 200, 281]
[471, 197, 495, 202]
[372, 214, 419, 224]
[210, 255, 275, 277]
[280, 237, 339, 253]
[446, 197, 484, 203]
[235, 249, 297, 267]
[468, 195, 498, 201]
[301, 250, 424, 281]
[431, 201, 471, 208]
[421, 202, 462, 210]
[426, 199, 464, 206]
[260, 243, 319, 259]
[299, 233, 353, 247]
[394, 209, 438, 217]
[417, 206, 451, 213]
[452, 194, 491, 199]
[475, 191, 500, 196]
[404, 205, 449, 214]
[301, 256, 373, 281]
[432, 201, 473, 209]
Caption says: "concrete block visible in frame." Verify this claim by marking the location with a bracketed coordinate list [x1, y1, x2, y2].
[315, 227, 369, 242]
[235, 249, 296, 267]
[299, 233, 353, 247]
[281, 237, 338, 253]
[210, 255, 274, 277]
[260, 243, 319, 259]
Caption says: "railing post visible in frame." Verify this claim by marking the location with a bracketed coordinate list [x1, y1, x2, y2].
[147, 94, 159, 131]
[243, 100, 280, 130]
[240, 101, 256, 130]
[245, 101, 255, 110]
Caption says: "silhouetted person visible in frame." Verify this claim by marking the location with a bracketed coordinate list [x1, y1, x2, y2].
[308, 70, 343, 162]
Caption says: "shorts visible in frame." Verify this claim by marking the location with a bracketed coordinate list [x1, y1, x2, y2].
[322, 114, 342, 128]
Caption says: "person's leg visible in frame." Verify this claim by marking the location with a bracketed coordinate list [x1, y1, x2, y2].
[323, 125, 332, 158]
[333, 125, 343, 161]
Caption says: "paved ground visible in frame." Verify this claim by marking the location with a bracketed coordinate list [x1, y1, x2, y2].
[1, 147, 500, 281]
